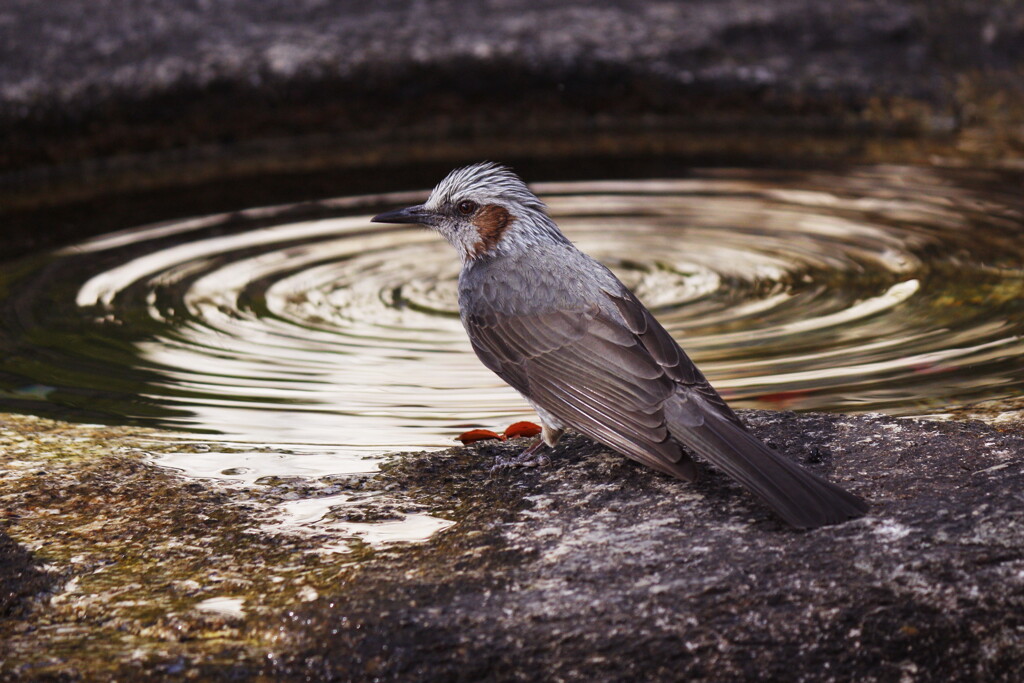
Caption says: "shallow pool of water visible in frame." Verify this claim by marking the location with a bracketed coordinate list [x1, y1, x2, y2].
[1, 165, 1022, 473]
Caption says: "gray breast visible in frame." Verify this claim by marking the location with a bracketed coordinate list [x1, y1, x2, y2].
[459, 244, 624, 319]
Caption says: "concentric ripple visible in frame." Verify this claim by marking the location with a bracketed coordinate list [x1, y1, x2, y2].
[1, 166, 1022, 466]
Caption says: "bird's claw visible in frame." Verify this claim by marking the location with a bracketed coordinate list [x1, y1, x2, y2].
[490, 439, 550, 472]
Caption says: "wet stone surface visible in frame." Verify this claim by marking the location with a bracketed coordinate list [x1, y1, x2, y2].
[3, 409, 1024, 679]
[269, 412, 1024, 681]
[0, 415, 410, 678]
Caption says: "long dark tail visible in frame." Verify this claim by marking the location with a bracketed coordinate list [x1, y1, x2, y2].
[667, 410, 868, 529]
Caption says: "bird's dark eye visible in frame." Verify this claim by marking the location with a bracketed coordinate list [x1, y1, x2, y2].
[456, 200, 478, 216]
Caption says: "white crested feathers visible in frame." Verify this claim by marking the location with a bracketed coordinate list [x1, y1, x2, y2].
[426, 162, 570, 262]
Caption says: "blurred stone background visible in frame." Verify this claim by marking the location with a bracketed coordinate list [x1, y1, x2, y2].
[1, 0, 1022, 220]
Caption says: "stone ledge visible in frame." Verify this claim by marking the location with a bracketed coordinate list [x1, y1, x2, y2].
[3, 410, 1023, 679]
[270, 411, 1024, 681]
[2, 0, 1022, 175]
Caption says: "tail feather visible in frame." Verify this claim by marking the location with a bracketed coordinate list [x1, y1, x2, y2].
[667, 409, 868, 528]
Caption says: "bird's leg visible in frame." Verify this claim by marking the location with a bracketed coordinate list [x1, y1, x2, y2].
[518, 437, 551, 466]
[491, 438, 550, 471]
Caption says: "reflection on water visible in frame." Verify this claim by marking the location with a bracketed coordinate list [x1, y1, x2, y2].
[1, 166, 1022, 471]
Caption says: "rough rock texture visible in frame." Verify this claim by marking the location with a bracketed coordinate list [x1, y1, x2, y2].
[0, 532, 52, 620]
[3, 410, 1023, 679]
[268, 411, 1024, 681]
[0, 415, 375, 678]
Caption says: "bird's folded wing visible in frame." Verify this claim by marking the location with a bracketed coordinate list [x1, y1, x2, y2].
[605, 290, 743, 426]
[610, 291, 867, 527]
[465, 291, 867, 527]
[465, 302, 697, 479]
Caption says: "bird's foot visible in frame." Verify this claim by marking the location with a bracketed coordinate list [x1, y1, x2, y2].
[490, 438, 550, 472]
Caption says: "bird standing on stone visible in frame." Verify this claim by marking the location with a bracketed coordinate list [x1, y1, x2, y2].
[372, 163, 868, 528]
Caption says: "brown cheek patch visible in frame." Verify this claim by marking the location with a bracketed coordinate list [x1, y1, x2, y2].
[472, 204, 512, 256]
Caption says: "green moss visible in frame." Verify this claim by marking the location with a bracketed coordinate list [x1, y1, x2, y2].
[0, 414, 415, 678]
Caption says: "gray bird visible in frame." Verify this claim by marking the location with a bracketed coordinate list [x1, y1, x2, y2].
[372, 162, 868, 528]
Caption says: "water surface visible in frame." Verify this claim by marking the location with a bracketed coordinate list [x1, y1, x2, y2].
[1, 166, 1022, 473]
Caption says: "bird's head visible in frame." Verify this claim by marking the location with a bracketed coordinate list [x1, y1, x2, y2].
[371, 162, 566, 262]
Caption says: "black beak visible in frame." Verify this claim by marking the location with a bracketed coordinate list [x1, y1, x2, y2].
[371, 204, 436, 226]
